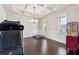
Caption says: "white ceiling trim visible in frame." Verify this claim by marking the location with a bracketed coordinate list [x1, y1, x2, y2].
[2, 4, 74, 19]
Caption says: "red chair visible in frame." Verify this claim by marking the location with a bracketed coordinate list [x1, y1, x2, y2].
[66, 36, 78, 54]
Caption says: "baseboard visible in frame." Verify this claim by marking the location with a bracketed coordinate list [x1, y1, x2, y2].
[23, 36, 33, 39]
[44, 36, 66, 45]
[45, 37, 66, 46]
[23, 35, 66, 45]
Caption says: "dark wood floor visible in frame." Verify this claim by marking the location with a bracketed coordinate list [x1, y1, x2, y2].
[23, 37, 66, 55]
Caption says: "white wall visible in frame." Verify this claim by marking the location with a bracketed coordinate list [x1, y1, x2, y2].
[1, 4, 79, 44]
[0, 5, 7, 22]
[39, 5, 79, 44]
[6, 13, 38, 38]
[0, 4, 39, 38]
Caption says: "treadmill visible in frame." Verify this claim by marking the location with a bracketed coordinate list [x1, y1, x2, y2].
[0, 20, 24, 55]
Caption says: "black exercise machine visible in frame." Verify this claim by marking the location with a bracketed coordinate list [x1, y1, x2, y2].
[0, 20, 24, 55]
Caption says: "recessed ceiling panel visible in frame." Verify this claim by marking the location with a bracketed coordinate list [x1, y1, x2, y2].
[12, 4, 26, 11]
[2, 4, 74, 18]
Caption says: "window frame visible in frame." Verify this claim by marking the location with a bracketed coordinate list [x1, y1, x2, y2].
[58, 13, 68, 35]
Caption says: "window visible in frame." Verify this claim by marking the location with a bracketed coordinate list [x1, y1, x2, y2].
[58, 13, 67, 35]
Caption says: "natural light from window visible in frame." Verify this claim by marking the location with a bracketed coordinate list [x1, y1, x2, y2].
[58, 13, 67, 35]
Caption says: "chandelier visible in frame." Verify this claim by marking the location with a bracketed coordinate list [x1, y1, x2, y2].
[29, 6, 39, 24]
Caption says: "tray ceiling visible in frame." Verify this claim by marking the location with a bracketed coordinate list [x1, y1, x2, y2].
[2, 4, 74, 19]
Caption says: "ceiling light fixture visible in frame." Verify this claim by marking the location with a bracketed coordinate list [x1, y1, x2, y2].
[29, 6, 39, 24]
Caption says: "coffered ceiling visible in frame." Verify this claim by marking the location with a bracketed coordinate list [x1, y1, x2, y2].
[2, 4, 74, 19]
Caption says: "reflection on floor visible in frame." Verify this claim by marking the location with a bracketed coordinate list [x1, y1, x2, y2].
[24, 37, 66, 55]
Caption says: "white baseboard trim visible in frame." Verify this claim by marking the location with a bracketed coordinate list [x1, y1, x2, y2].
[23, 35, 66, 44]
[23, 36, 33, 38]
[44, 35, 66, 44]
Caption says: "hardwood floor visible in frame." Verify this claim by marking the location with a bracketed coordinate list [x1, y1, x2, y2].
[23, 37, 66, 55]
